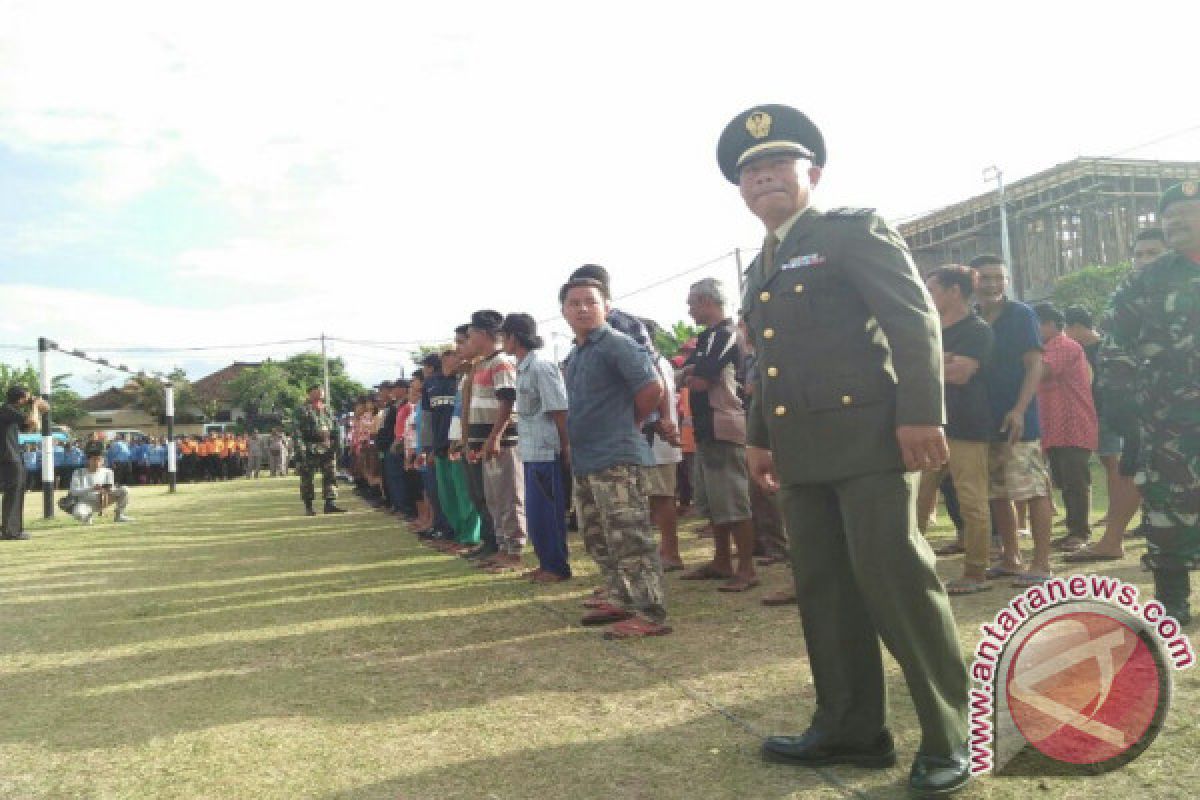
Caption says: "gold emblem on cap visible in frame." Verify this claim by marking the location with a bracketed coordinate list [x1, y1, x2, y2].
[1184, 181, 1198, 197]
[746, 111, 772, 140]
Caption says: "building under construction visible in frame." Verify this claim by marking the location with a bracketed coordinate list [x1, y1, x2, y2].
[899, 157, 1200, 299]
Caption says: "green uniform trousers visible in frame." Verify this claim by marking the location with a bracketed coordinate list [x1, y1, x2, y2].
[436, 455, 481, 545]
[780, 470, 968, 757]
[297, 451, 338, 505]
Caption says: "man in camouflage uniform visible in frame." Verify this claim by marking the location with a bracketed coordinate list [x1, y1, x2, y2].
[561, 276, 671, 639]
[292, 384, 346, 516]
[1101, 181, 1200, 625]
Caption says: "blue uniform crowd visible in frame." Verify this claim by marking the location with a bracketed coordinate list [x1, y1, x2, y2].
[22, 435, 169, 490]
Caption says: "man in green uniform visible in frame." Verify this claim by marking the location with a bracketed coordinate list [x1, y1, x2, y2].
[293, 384, 345, 516]
[1101, 181, 1200, 625]
[719, 104, 969, 796]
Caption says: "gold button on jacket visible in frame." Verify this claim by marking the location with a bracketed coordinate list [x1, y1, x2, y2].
[737, 206, 945, 485]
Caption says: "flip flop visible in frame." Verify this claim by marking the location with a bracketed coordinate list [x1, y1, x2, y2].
[946, 579, 992, 596]
[935, 543, 966, 556]
[602, 617, 673, 639]
[679, 564, 734, 581]
[581, 604, 635, 626]
[985, 566, 1023, 580]
[1011, 573, 1053, 589]
[1063, 548, 1123, 563]
[717, 576, 761, 593]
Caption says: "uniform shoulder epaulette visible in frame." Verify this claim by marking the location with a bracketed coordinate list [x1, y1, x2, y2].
[825, 207, 876, 218]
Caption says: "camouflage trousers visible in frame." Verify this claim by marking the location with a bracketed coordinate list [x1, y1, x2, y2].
[298, 451, 339, 505]
[1136, 419, 1200, 570]
[574, 464, 667, 623]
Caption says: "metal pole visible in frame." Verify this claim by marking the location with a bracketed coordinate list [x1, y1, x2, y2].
[320, 332, 332, 406]
[984, 165, 1018, 299]
[165, 381, 177, 493]
[320, 333, 337, 461]
[38, 337, 54, 519]
[734, 247, 745, 296]
[997, 173, 1016, 299]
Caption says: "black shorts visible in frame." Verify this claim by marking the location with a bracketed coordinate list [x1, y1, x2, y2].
[1118, 427, 1141, 478]
[404, 469, 424, 502]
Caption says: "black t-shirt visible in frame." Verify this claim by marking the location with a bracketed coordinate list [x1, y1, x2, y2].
[942, 314, 994, 442]
[423, 374, 458, 451]
[1083, 340, 1103, 417]
[684, 318, 742, 442]
[0, 403, 27, 464]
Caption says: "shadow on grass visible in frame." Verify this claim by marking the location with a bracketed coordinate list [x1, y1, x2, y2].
[317, 695, 902, 800]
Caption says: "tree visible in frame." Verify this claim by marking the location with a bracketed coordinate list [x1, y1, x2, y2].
[280, 353, 366, 412]
[0, 361, 86, 426]
[132, 368, 197, 420]
[1052, 262, 1133, 319]
[653, 321, 702, 359]
[228, 362, 304, 416]
[409, 343, 452, 370]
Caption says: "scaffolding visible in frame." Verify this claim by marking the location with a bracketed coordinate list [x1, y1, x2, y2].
[899, 157, 1200, 299]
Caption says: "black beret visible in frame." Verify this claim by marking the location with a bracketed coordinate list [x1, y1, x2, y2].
[717, 104, 826, 184]
[470, 310, 504, 332]
[1159, 181, 1200, 215]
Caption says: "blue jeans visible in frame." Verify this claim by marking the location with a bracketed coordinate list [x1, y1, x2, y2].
[525, 458, 570, 577]
[383, 449, 411, 514]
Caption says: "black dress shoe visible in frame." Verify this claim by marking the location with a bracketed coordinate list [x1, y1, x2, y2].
[1, 532, 31, 540]
[908, 749, 970, 797]
[762, 728, 895, 768]
[324, 501, 347, 514]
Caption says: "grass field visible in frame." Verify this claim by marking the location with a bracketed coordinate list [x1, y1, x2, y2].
[0, 476, 1196, 799]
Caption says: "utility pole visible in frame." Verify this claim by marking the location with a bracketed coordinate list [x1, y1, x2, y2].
[165, 381, 177, 493]
[37, 337, 55, 519]
[984, 165, 1018, 299]
[320, 332, 338, 461]
[734, 247, 745, 296]
[320, 332, 332, 406]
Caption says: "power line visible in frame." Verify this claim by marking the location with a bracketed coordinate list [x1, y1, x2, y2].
[891, 121, 1200, 225]
[73, 337, 321, 354]
[1110, 122, 1200, 156]
[536, 249, 739, 324]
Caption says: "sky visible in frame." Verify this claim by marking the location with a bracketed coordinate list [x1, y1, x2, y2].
[1, 0, 1196, 394]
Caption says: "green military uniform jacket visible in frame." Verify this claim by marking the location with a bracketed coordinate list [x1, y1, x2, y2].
[740, 207, 944, 484]
[292, 402, 336, 463]
[1100, 250, 1200, 562]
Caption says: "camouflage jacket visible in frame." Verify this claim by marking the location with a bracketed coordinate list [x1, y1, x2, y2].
[1099, 251, 1200, 434]
[292, 402, 337, 460]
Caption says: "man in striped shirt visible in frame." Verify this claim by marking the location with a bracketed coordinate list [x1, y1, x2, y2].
[466, 309, 528, 572]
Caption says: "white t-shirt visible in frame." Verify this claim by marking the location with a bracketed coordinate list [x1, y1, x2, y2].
[70, 467, 116, 494]
[651, 355, 683, 466]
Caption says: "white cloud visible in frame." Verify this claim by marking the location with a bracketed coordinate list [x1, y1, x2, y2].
[1, 0, 1197, 355]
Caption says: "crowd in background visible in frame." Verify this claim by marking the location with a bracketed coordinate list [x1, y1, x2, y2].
[21, 429, 295, 490]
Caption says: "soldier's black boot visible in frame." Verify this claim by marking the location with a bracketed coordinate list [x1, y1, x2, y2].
[305, 502, 317, 517]
[324, 500, 347, 514]
[1153, 568, 1192, 625]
